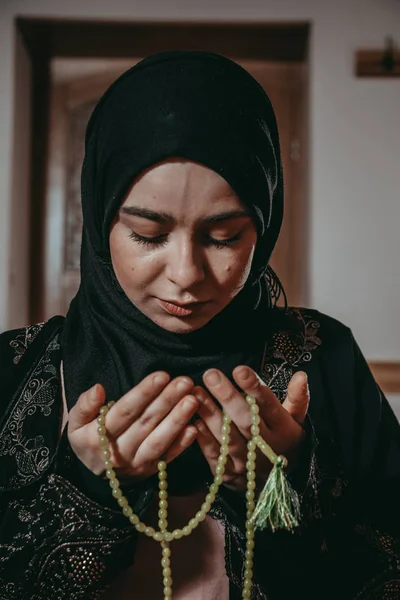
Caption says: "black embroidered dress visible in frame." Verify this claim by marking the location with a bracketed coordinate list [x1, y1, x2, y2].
[0, 307, 399, 599]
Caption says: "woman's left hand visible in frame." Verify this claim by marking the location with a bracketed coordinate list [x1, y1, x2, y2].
[193, 366, 310, 493]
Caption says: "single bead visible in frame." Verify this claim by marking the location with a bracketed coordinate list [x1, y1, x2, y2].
[172, 529, 183, 539]
[223, 413, 231, 423]
[245, 559, 253, 570]
[221, 425, 230, 436]
[153, 531, 164, 542]
[246, 529, 255, 540]
[97, 425, 106, 436]
[246, 500, 255, 510]
[135, 522, 146, 533]
[243, 588, 251, 598]
[122, 506, 133, 517]
[247, 450, 256, 461]
[215, 464, 225, 475]
[250, 424, 260, 436]
[196, 511, 206, 522]
[105, 468, 115, 479]
[209, 483, 218, 494]
[245, 549, 254, 560]
[159, 500, 168, 510]
[158, 460, 167, 471]
[163, 587, 172, 597]
[247, 471, 256, 481]
[159, 480, 168, 490]
[107, 401, 116, 408]
[158, 470, 167, 480]
[117, 496, 128, 507]
[112, 488, 122, 499]
[158, 509, 167, 519]
[244, 578, 252, 589]
[97, 415, 106, 425]
[246, 490, 255, 501]
[247, 440, 256, 451]
[99, 436, 109, 448]
[144, 527, 155, 537]
[163, 577, 173, 587]
[221, 434, 229, 445]
[129, 514, 139, 525]
[102, 448, 111, 461]
[161, 557, 170, 568]
[250, 404, 259, 414]
[162, 547, 171, 557]
[158, 520, 168, 530]
[206, 493, 215, 503]
[99, 405, 109, 416]
[109, 478, 119, 489]
[246, 539, 255, 550]
[244, 569, 253, 579]
[159, 490, 168, 500]
[246, 395, 255, 405]
[104, 459, 112, 469]
[182, 525, 192, 536]
[252, 414, 261, 426]
[214, 475, 223, 485]
[163, 531, 173, 542]
[246, 460, 256, 472]
[201, 502, 210, 514]
[163, 567, 172, 578]
[189, 518, 198, 530]
[246, 510, 254, 520]
[247, 480, 256, 490]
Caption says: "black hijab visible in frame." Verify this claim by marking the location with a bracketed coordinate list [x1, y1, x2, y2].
[61, 49, 284, 421]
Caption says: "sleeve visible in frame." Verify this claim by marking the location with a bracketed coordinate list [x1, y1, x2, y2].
[0, 325, 158, 599]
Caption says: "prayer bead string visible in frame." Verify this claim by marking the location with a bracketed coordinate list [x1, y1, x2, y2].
[98, 394, 270, 600]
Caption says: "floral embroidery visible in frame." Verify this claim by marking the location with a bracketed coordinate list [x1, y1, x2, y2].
[261, 308, 321, 401]
[9, 323, 45, 364]
[0, 336, 60, 488]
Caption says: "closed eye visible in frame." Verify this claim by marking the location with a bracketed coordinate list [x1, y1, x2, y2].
[128, 231, 241, 248]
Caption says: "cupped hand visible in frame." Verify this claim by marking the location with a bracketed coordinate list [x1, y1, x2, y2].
[67, 372, 199, 482]
[192, 367, 310, 493]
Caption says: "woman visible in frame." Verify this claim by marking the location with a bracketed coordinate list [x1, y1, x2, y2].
[0, 51, 398, 600]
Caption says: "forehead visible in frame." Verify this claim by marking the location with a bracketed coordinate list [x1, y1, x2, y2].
[122, 159, 245, 216]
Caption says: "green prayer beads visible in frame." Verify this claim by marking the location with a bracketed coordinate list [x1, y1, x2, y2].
[98, 395, 300, 599]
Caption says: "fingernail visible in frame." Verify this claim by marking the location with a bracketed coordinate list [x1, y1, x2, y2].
[195, 420, 207, 433]
[204, 369, 221, 386]
[154, 372, 169, 386]
[177, 378, 192, 392]
[236, 367, 251, 381]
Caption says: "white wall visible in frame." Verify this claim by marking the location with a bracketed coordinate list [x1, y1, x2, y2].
[0, 0, 399, 364]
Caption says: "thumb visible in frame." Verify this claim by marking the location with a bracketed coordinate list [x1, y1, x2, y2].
[282, 371, 309, 426]
[68, 384, 106, 433]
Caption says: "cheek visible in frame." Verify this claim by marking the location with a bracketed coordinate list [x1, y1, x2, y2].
[215, 244, 255, 290]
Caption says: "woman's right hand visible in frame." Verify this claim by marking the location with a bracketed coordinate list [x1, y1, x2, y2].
[67, 372, 199, 482]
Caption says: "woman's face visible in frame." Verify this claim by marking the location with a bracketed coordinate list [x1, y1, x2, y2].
[109, 159, 257, 333]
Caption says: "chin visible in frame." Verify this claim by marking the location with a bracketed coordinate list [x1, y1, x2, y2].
[155, 314, 211, 334]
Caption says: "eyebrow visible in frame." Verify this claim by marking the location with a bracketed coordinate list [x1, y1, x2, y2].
[120, 206, 250, 224]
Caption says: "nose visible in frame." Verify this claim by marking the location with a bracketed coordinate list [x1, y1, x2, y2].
[165, 237, 206, 290]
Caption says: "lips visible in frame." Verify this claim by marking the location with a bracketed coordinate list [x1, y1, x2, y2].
[158, 298, 205, 317]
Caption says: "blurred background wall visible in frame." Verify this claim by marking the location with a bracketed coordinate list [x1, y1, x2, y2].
[0, 0, 399, 414]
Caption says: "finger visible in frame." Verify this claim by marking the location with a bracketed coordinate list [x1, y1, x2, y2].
[282, 371, 309, 426]
[232, 366, 288, 430]
[69, 384, 106, 433]
[121, 394, 199, 465]
[163, 425, 199, 464]
[193, 386, 245, 455]
[194, 418, 235, 478]
[106, 374, 192, 439]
